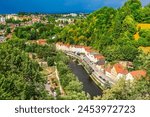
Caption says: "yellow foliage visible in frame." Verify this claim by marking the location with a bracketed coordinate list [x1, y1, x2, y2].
[134, 32, 140, 40]
[134, 23, 150, 40]
[137, 24, 150, 29]
[139, 46, 150, 54]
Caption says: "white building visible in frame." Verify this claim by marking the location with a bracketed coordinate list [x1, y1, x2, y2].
[6, 14, 19, 20]
[0, 17, 5, 23]
[126, 70, 146, 80]
[73, 45, 85, 54]
[105, 67, 112, 78]
[56, 42, 70, 52]
[87, 52, 99, 62]
[0, 36, 5, 43]
[70, 13, 77, 17]
[111, 63, 128, 80]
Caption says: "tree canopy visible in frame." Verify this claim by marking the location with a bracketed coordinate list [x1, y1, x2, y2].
[57, 0, 150, 62]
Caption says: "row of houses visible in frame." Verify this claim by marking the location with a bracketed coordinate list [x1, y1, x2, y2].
[56, 42, 147, 81]
[0, 14, 47, 25]
[56, 42, 105, 65]
[105, 63, 146, 81]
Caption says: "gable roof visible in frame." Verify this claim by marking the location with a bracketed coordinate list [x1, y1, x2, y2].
[113, 63, 128, 75]
[130, 70, 146, 79]
[94, 54, 105, 60]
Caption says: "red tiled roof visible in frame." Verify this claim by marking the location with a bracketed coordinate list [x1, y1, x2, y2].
[130, 70, 146, 79]
[105, 66, 112, 73]
[94, 54, 105, 60]
[86, 49, 93, 53]
[75, 45, 84, 48]
[114, 63, 128, 75]
[37, 39, 47, 45]
[64, 44, 70, 47]
[83, 46, 91, 49]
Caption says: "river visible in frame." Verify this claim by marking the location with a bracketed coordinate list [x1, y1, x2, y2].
[68, 61, 102, 98]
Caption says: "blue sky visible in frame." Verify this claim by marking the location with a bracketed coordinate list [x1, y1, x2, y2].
[0, 0, 149, 14]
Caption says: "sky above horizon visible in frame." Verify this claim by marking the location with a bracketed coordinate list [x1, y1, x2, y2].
[0, 0, 149, 14]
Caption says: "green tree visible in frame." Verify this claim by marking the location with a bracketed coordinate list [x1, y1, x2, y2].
[96, 78, 150, 100]
[47, 57, 55, 66]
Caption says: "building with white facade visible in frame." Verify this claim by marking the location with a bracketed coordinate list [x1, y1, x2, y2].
[126, 70, 146, 80]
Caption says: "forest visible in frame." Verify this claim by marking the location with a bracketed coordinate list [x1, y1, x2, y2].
[14, 22, 61, 40]
[0, 40, 50, 99]
[0, 39, 88, 99]
[57, 0, 150, 62]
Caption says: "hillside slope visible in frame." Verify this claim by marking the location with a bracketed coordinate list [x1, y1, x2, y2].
[58, 0, 150, 62]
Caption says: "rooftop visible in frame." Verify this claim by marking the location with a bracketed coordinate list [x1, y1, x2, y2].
[94, 54, 105, 60]
[130, 70, 146, 79]
[113, 63, 128, 75]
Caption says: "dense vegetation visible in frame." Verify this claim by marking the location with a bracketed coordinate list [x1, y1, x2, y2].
[57, 0, 150, 62]
[6, 18, 22, 24]
[138, 29, 150, 46]
[0, 41, 50, 100]
[14, 22, 61, 40]
[0, 39, 88, 99]
[55, 52, 88, 100]
[95, 77, 150, 100]
[0, 24, 5, 30]
[25, 42, 88, 99]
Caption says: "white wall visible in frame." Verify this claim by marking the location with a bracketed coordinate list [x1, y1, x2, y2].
[116, 73, 125, 79]
[126, 73, 134, 80]
[106, 71, 112, 78]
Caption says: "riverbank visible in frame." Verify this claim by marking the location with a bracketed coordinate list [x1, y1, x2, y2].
[69, 61, 102, 97]
[65, 52, 110, 89]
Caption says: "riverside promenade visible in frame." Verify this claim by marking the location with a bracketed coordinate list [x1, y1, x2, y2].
[65, 51, 116, 88]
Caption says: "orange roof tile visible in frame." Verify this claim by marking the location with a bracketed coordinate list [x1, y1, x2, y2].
[114, 63, 128, 75]
[64, 43, 70, 47]
[130, 70, 146, 79]
[105, 66, 112, 73]
[83, 46, 91, 49]
[75, 45, 83, 48]
[94, 54, 105, 60]
[85, 49, 93, 53]
[37, 39, 47, 45]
